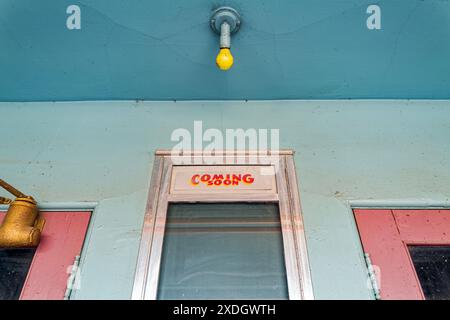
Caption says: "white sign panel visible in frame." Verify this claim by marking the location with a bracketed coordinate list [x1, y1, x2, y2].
[170, 165, 277, 194]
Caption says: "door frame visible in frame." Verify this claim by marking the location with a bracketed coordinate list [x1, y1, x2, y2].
[0, 209, 92, 300]
[132, 150, 314, 300]
[353, 207, 450, 300]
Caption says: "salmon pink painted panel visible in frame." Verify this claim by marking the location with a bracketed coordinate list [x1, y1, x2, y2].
[393, 210, 450, 244]
[355, 209, 450, 300]
[354, 209, 423, 300]
[0, 211, 90, 300]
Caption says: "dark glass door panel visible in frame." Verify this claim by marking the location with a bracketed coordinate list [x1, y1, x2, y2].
[157, 203, 289, 300]
[408, 246, 450, 300]
[0, 248, 36, 300]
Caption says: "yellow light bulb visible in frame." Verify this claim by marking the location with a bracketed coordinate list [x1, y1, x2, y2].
[216, 48, 234, 70]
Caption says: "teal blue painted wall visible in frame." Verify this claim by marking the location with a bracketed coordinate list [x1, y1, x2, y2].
[1, 100, 449, 299]
[1, 0, 450, 101]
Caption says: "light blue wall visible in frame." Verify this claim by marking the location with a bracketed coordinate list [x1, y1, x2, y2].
[1, 100, 449, 299]
[1, 0, 450, 101]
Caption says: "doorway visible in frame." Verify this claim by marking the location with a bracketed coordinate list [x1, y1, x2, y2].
[355, 209, 450, 300]
[132, 150, 313, 300]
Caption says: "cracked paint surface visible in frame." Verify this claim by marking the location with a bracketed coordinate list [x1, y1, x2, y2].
[0, 0, 450, 101]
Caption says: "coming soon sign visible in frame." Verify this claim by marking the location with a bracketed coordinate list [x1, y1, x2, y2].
[170, 166, 277, 194]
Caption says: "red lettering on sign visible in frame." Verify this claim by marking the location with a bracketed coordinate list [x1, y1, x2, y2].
[190, 173, 255, 187]
[242, 174, 255, 184]
[191, 174, 200, 185]
[201, 174, 211, 182]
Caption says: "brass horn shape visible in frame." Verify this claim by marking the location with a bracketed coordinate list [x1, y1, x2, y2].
[0, 179, 45, 247]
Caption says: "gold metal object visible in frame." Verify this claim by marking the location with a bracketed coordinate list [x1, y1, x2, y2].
[0, 179, 45, 247]
[0, 197, 12, 205]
